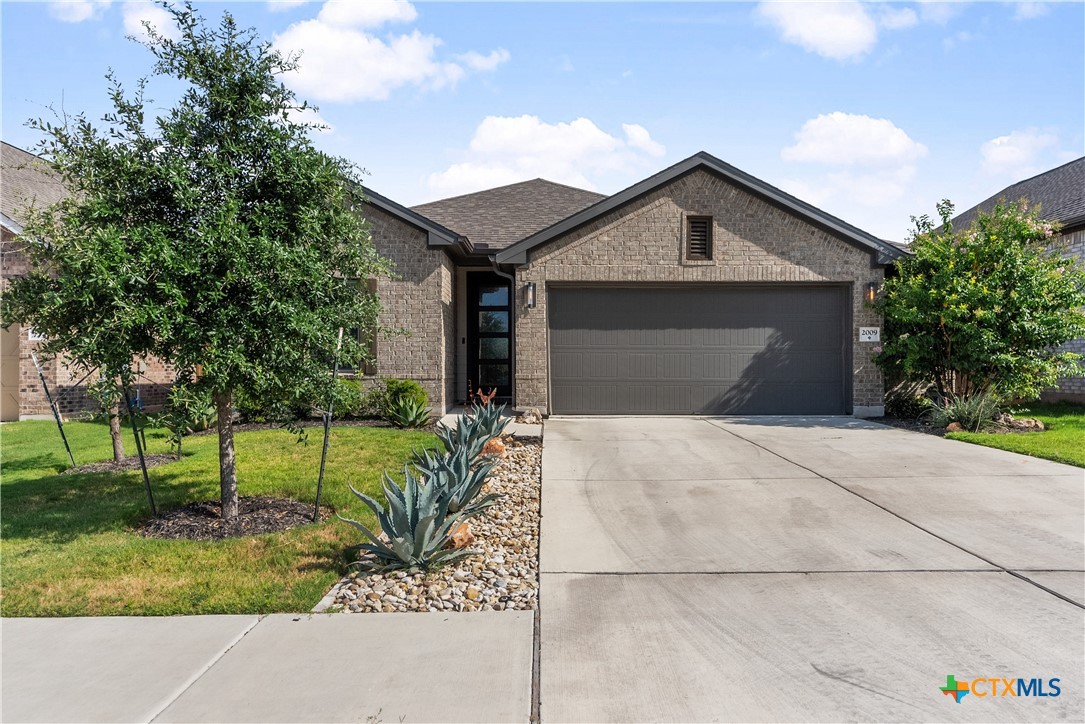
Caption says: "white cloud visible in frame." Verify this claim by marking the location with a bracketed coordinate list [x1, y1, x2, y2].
[623, 124, 666, 158]
[1013, 2, 1049, 20]
[756, 1, 877, 61]
[779, 111, 929, 238]
[916, 1, 963, 25]
[980, 128, 1062, 178]
[48, 0, 111, 23]
[457, 49, 511, 72]
[316, 0, 417, 28]
[426, 115, 666, 197]
[877, 6, 918, 30]
[266, 0, 309, 13]
[286, 105, 333, 133]
[122, 1, 179, 41]
[782, 112, 928, 166]
[273, 1, 506, 102]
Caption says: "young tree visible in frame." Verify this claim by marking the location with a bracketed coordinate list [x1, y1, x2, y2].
[2, 2, 388, 518]
[876, 199, 1085, 401]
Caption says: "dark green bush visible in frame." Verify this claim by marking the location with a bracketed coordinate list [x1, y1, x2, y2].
[885, 392, 934, 420]
[380, 378, 428, 418]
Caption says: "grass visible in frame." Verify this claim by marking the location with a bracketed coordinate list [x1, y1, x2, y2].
[946, 401, 1085, 468]
[0, 418, 436, 616]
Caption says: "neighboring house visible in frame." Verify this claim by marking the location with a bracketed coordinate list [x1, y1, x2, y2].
[1, 141, 173, 421]
[364, 151, 906, 416]
[950, 157, 1085, 403]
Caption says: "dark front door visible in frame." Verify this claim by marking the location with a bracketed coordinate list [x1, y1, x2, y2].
[467, 272, 513, 401]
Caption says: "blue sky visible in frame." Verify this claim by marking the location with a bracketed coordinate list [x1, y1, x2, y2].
[3, 1, 1083, 240]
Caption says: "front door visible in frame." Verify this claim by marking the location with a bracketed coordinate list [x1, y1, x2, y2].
[467, 272, 513, 402]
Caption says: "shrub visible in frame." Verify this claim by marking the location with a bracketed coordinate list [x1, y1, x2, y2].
[926, 391, 1002, 432]
[331, 378, 363, 420]
[876, 199, 1085, 401]
[381, 377, 427, 413]
[234, 387, 312, 424]
[339, 467, 473, 572]
[885, 391, 935, 420]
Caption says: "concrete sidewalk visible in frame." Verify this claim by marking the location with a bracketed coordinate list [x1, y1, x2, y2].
[2, 612, 534, 723]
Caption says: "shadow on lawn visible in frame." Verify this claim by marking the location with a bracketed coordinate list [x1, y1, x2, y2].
[1, 467, 212, 544]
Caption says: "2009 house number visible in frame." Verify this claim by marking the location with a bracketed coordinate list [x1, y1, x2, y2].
[859, 327, 881, 342]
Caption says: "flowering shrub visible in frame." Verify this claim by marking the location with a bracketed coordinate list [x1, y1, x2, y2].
[876, 199, 1085, 401]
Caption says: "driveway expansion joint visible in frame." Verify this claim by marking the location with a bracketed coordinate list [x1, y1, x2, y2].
[705, 418, 1085, 611]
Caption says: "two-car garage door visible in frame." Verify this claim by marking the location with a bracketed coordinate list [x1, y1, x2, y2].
[548, 285, 849, 415]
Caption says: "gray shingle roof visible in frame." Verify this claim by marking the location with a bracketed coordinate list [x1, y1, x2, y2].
[411, 179, 606, 252]
[951, 157, 1085, 232]
[1, 141, 68, 230]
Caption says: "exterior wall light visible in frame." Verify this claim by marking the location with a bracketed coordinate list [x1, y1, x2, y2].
[865, 281, 879, 304]
[525, 282, 537, 308]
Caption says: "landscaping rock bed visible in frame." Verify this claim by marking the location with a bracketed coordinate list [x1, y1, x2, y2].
[139, 496, 327, 540]
[64, 453, 177, 475]
[323, 438, 541, 613]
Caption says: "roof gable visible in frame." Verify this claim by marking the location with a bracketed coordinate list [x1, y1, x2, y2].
[412, 179, 605, 252]
[1, 141, 69, 232]
[495, 152, 906, 266]
[361, 187, 463, 248]
[951, 157, 1085, 232]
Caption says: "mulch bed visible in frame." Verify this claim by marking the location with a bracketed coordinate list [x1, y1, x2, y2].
[138, 496, 329, 541]
[63, 453, 178, 475]
[872, 416, 945, 437]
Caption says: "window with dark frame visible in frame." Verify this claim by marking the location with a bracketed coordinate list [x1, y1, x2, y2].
[340, 278, 378, 376]
[686, 216, 712, 260]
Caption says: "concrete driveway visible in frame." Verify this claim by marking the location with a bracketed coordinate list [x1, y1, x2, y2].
[540, 416, 1085, 723]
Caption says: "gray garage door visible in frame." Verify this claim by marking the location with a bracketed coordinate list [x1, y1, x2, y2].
[548, 285, 848, 415]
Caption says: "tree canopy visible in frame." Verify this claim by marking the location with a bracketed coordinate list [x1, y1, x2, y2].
[2, 1, 390, 517]
[876, 199, 1085, 400]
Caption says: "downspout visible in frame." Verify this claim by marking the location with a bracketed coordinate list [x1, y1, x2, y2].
[490, 256, 518, 409]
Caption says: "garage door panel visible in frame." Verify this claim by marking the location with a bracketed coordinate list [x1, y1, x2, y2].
[548, 286, 848, 415]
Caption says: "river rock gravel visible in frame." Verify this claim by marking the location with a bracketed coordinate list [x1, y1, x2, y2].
[324, 438, 541, 613]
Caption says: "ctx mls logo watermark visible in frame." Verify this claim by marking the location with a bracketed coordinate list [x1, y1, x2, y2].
[940, 675, 1062, 703]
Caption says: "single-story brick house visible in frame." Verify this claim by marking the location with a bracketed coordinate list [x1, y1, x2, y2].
[950, 156, 1085, 403]
[364, 151, 906, 416]
[1, 141, 174, 421]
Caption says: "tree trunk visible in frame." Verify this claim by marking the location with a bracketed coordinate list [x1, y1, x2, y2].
[108, 383, 125, 463]
[214, 389, 238, 520]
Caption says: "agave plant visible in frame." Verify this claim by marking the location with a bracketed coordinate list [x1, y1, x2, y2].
[470, 402, 510, 442]
[413, 446, 500, 516]
[339, 467, 473, 572]
[387, 395, 431, 429]
[435, 413, 489, 462]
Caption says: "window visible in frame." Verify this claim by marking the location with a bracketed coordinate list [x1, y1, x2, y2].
[686, 216, 712, 260]
[340, 278, 378, 375]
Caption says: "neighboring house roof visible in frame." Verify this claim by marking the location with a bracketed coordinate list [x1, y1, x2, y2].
[361, 186, 464, 248]
[496, 151, 907, 266]
[1, 141, 68, 233]
[951, 157, 1085, 233]
[412, 179, 606, 253]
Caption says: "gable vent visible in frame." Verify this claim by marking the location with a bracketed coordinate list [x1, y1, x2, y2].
[687, 216, 712, 260]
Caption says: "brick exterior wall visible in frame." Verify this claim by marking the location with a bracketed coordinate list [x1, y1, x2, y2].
[2, 228, 174, 419]
[365, 204, 455, 412]
[1044, 227, 1085, 403]
[512, 169, 886, 414]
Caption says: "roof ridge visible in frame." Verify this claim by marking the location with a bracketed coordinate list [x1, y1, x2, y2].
[412, 177, 603, 209]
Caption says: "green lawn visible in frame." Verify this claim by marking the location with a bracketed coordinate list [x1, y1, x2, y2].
[0, 419, 435, 616]
[946, 402, 1085, 468]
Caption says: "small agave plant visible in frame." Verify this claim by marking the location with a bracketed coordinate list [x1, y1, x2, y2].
[413, 446, 500, 516]
[339, 467, 473, 572]
[435, 413, 489, 463]
[470, 402, 510, 442]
